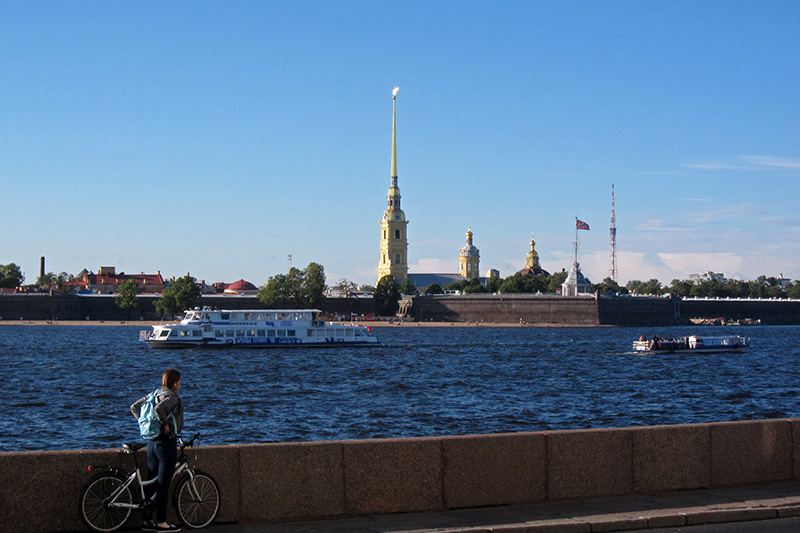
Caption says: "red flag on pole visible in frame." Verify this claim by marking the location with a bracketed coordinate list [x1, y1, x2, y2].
[576, 219, 590, 231]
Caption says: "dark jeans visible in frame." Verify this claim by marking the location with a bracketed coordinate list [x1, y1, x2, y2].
[146, 438, 177, 523]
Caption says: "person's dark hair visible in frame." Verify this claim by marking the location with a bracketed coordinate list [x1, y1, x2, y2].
[162, 368, 181, 390]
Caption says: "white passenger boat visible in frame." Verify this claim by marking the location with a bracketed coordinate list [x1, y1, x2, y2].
[140, 307, 380, 348]
[632, 335, 749, 354]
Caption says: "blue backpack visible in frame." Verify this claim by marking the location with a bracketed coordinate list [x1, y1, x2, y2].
[138, 389, 167, 440]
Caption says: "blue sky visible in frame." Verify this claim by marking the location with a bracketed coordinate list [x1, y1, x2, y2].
[2, 1, 798, 288]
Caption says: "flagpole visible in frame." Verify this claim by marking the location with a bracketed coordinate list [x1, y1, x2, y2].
[574, 217, 579, 265]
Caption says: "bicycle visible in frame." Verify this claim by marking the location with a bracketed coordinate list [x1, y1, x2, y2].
[79, 433, 221, 532]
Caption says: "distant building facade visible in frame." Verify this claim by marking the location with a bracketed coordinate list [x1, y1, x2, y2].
[74, 266, 166, 294]
[689, 271, 727, 283]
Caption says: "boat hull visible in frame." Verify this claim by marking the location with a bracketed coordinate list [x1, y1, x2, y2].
[144, 338, 381, 349]
[632, 335, 749, 354]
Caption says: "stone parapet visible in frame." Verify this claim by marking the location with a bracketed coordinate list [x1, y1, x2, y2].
[1, 419, 798, 532]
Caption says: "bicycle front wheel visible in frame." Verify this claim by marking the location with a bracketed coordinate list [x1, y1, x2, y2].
[173, 470, 220, 528]
[79, 472, 133, 532]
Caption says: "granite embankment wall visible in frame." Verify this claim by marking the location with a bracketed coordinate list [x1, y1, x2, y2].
[3, 419, 800, 532]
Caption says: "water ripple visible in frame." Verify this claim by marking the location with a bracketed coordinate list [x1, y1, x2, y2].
[1, 324, 799, 451]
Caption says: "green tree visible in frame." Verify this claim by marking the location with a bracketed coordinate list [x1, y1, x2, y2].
[668, 279, 694, 298]
[359, 284, 375, 294]
[0, 263, 25, 288]
[591, 277, 625, 294]
[258, 262, 327, 308]
[114, 279, 140, 319]
[373, 275, 401, 316]
[425, 283, 443, 295]
[547, 271, 568, 293]
[333, 278, 359, 296]
[397, 278, 418, 295]
[462, 278, 487, 294]
[154, 275, 201, 318]
[787, 282, 800, 299]
[485, 276, 503, 293]
[498, 273, 547, 294]
[302, 262, 327, 307]
[37, 272, 57, 290]
[259, 273, 290, 307]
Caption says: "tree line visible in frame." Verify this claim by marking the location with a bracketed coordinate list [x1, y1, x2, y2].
[3, 260, 798, 319]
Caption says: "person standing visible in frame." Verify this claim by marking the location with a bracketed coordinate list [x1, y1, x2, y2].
[130, 368, 184, 532]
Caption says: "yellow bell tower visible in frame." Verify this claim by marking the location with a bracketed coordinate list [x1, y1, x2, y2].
[458, 226, 480, 279]
[378, 87, 408, 281]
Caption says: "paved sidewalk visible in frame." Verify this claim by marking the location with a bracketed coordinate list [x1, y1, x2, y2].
[207, 481, 800, 532]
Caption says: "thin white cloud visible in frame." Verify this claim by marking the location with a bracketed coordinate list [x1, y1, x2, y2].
[684, 155, 800, 173]
[409, 258, 457, 273]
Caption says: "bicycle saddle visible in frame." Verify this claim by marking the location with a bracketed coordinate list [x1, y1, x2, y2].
[123, 442, 146, 452]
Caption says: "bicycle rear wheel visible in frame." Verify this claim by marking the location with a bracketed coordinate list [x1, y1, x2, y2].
[79, 472, 133, 532]
[173, 470, 221, 528]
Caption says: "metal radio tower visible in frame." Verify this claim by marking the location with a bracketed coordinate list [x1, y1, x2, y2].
[609, 182, 618, 282]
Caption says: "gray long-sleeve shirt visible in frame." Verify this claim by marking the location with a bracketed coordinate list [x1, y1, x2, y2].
[130, 387, 184, 439]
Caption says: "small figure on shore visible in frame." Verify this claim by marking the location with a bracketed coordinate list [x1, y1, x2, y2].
[130, 369, 184, 532]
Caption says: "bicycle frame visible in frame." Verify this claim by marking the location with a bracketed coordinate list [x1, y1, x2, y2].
[88, 439, 192, 512]
[97, 461, 190, 511]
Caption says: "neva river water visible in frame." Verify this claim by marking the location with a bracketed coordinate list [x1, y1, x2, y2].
[1, 324, 799, 452]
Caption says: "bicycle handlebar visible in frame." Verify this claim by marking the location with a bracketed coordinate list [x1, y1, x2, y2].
[178, 432, 201, 448]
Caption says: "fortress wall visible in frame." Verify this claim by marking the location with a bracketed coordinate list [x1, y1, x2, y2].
[3, 293, 800, 324]
[409, 295, 602, 324]
[680, 298, 800, 325]
[0, 294, 376, 322]
[596, 295, 677, 326]
[2, 419, 798, 533]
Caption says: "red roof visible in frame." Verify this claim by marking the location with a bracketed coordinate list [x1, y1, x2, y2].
[225, 279, 258, 291]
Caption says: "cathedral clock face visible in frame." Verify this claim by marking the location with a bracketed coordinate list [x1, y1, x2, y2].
[394, 215, 400, 220]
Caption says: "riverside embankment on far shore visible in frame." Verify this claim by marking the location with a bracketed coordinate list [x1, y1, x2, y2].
[2, 292, 800, 325]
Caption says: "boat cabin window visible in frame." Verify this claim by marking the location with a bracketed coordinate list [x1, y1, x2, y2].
[236, 329, 245, 337]
[243, 313, 252, 320]
[316, 328, 325, 337]
[180, 331, 191, 337]
[277, 329, 286, 337]
[257, 329, 266, 337]
[307, 329, 314, 337]
[346, 329, 354, 337]
[247, 329, 256, 337]
[215, 330, 224, 338]
[221, 313, 230, 320]
[287, 330, 296, 337]
[225, 330, 234, 338]
[192, 330, 202, 337]
[159, 330, 170, 338]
